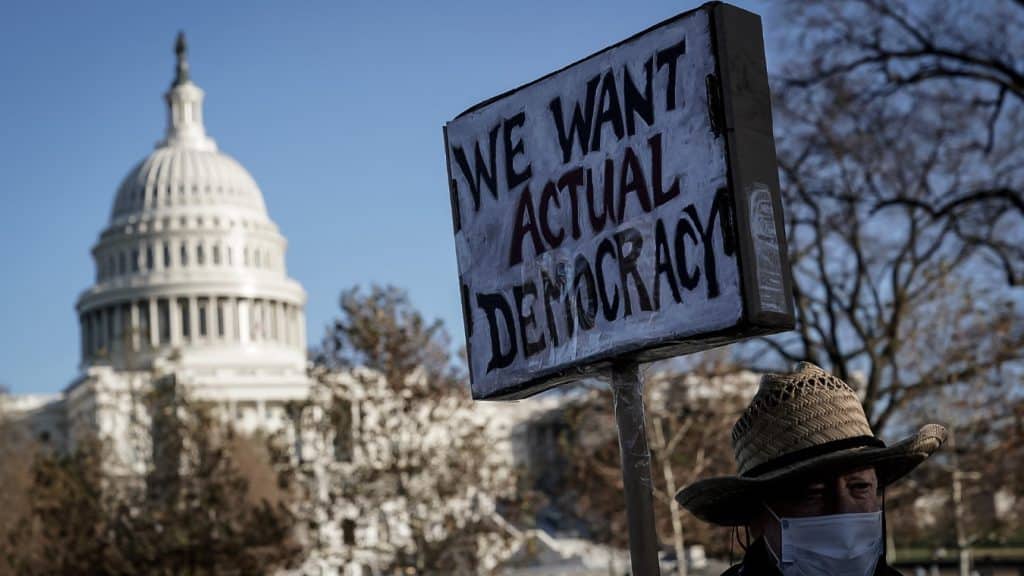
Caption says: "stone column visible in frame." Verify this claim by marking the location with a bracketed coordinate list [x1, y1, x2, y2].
[282, 304, 292, 345]
[276, 301, 286, 343]
[222, 297, 234, 341]
[154, 241, 164, 272]
[238, 299, 250, 344]
[130, 300, 140, 352]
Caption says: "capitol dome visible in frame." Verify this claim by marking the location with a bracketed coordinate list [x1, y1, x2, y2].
[76, 33, 307, 378]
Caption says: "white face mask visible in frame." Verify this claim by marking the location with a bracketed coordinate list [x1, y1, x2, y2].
[766, 507, 883, 576]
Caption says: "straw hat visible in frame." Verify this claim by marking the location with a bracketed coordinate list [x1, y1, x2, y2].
[675, 362, 946, 526]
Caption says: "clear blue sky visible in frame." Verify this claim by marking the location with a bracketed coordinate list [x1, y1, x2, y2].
[0, 0, 772, 394]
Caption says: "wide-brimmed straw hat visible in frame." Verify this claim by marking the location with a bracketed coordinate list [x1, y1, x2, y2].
[675, 362, 946, 526]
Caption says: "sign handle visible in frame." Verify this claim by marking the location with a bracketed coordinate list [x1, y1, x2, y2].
[610, 361, 662, 576]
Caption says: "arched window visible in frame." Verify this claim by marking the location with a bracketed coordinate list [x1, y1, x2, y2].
[180, 242, 189, 267]
[212, 244, 221, 265]
[163, 242, 171, 268]
[146, 244, 154, 270]
[196, 243, 205, 266]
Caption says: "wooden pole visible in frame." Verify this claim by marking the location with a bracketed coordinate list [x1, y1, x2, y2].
[610, 361, 662, 576]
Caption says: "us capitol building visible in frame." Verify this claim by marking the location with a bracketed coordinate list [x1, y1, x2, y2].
[13, 34, 312, 468]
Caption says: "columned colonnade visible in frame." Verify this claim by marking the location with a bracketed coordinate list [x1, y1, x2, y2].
[80, 295, 306, 362]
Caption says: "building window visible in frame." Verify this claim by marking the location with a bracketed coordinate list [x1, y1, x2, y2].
[244, 247, 250, 267]
[226, 245, 233, 266]
[118, 252, 126, 275]
[131, 249, 139, 272]
[212, 244, 221, 265]
[146, 244, 154, 270]
[138, 301, 150, 345]
[180, 298, 191, 338]
[197, 243, 205, 266]
[94, 310, 104, 353]
[198, 298, 208, 337]
[332, 399, 353, 463]
[342, 518, 356, 546]
[106, 307, 114, 347]
[254, 249, 261, 268]
[82, 315, 92, 359]
[158, 299, 171, 344]
[180, 243, 189, 267]
[163, 242, 171, 268]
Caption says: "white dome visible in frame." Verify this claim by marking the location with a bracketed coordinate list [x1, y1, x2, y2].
[110, 147, 268, 222]
[76, 33, 307, 376]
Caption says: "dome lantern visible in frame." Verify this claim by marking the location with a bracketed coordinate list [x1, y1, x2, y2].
[161, 32, 216, 152]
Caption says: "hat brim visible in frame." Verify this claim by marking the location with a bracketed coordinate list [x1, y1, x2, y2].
[675, 424, 947, 526]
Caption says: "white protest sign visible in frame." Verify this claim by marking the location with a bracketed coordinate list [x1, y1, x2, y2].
[444, 3, 793, 400]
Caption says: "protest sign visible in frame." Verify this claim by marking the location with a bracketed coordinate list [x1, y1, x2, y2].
[444, 2, 793, 400]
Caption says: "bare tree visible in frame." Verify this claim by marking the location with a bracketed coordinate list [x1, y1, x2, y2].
[753, 3, 1024, 567]
[645, 355, 756, 575]
[537, 354, 756, 568]
[2, 381, 300, 576]
[779, 0, 1024, 286]
[292, 285, 519, 574]
[750, 0, 1024, 435]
